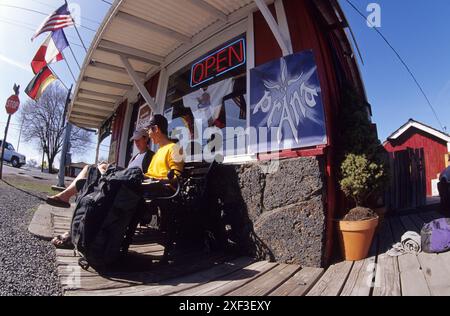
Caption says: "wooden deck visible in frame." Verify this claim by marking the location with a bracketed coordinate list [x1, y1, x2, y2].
[52, 210, 450, 296]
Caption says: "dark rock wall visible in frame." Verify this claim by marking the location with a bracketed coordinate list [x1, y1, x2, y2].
[207, 157, 327, 267]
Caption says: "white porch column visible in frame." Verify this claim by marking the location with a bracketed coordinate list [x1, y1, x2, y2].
[254, 0, 293, 56]
[120, 55, 158, 113]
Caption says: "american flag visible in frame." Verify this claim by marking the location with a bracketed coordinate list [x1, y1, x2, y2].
[31, 3, 74, 41]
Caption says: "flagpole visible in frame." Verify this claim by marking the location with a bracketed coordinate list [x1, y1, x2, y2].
[56, 84, 73, 188]
[65, 0, 88, 54]
[67, 45, 82, 70]
[48, 65, 69, 91]
[73, 23, 88, 53]
[62, 51, 77, 82]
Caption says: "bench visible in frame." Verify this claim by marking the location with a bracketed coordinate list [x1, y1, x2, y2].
[137, 161, 218, 261]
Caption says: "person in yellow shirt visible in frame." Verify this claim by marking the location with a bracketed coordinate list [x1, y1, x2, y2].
[144, 114, 184, 184]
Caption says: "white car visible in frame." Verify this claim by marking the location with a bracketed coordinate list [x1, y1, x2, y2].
[0, 140, 26, 168]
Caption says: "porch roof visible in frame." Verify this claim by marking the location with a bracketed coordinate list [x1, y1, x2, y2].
[68, 0, 259, 129]
[68, 0, 357, 130]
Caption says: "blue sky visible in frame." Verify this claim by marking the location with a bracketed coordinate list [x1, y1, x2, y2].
[0, 0, 449, 166]
[0, 0, 111, 164]
[339, 0, 450, 140]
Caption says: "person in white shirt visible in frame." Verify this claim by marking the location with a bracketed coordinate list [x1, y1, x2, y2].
[46, 129, 154, 208]
[48, 129, 154, 248]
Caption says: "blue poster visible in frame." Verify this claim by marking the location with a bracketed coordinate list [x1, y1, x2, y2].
[249, 50, 327, 154]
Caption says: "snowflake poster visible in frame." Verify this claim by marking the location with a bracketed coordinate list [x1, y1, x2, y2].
[249, 50, 327, 154]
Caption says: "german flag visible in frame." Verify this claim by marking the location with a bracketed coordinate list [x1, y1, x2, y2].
[25, 66, 57, 100]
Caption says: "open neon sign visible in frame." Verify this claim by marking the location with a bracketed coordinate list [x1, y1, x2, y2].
[190, 38, 246, 88]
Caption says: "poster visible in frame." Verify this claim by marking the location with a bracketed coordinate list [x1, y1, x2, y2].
[136, 104, 152, 130]
[249, 50, 327, 154]
[183, 78, 234, 131]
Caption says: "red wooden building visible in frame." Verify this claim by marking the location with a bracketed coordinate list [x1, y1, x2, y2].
[384, 119, 450, 197]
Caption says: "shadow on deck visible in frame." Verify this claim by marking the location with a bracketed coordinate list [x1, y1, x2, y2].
[52, 205, 450, 296]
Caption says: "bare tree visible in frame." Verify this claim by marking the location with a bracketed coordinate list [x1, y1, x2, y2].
[19, 83, 92, 173]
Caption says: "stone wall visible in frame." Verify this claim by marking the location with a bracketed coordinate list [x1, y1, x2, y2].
[207, 156, 327, 268]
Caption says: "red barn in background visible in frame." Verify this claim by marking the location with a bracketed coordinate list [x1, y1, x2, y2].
[384, 119, 450, 197]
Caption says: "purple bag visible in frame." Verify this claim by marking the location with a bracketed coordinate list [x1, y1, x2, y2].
[421, 218, 450, 253]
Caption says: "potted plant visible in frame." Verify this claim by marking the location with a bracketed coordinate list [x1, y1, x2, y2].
[338, 154, 386, 261]
[337, 85, 388, 261]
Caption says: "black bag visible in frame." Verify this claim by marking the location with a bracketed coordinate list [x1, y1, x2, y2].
[70, 166, 144, 269]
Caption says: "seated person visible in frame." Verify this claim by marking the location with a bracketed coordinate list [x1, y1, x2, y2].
[51, 115, 184, 248]
[49, 129, 154, 248]
[46, 129, 154, 208]
[142, 114, 185, 196]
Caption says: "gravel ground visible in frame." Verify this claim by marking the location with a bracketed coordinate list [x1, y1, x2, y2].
[0, 181, 62, 296]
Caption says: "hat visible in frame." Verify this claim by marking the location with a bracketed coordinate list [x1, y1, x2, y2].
[129, 129, 148, 141]
[146, 114, 168, 135]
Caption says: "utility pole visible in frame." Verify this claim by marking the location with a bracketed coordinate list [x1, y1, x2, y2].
[56, 85, 73, 188]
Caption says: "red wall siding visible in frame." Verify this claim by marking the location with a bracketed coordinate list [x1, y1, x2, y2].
[110, 100, 127, 165]
[384, 129, 448, 196]
[145, 71, 160, 100]
[253, 5, 281, 67]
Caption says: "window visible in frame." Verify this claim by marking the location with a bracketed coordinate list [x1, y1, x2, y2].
[6, 143, 14, 151]
[164, 35, 247, 162]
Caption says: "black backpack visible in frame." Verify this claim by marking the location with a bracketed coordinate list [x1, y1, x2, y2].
[70, 166, 144, 269]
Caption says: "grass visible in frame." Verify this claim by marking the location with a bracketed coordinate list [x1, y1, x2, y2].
[2, 175, 55, 196]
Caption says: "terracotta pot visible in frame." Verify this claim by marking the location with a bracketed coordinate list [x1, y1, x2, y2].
[338, 216, 379, 261]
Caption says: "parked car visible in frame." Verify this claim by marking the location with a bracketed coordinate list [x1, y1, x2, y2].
[439, 166, 450, 213]
[0, 140, 26, 168]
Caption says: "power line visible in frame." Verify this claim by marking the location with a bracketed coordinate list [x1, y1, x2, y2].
[71, 17, 89, 53]
[62, 51, 78, 82]
[0, 18, 84, 48]
[48, 64, 70, 90]
[31, 0, 101, 26]
[0, 4, 98, 33]
[0, 15, 84, 43]
[68, 44, 82, 70]
[344, 0, 445, 132]
[100, 0, 113, 5]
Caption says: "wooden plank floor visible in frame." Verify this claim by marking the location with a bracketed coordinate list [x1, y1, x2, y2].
[52, 209, 450, 296]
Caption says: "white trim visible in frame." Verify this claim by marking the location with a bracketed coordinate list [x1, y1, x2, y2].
[223, 154, 257, 165]
[120, 56, 158, 112]
[389, 121, 450, 143]
[246, 11, 255, 157]
[118, 100, 133, 168]
[274, 0, 293, 55]
[447, 142, 450, 153]
[254, 0, 291, 56]
[155, 68, 168, 115]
